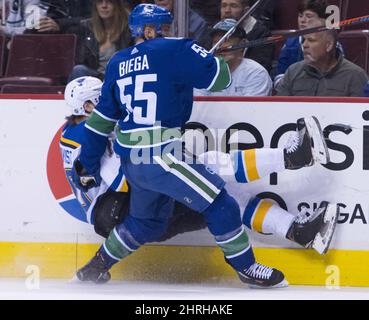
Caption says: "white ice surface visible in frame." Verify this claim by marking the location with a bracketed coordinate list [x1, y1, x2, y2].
[0, 279, 368, 300]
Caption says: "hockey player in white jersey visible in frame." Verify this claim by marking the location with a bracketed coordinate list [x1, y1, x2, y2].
[60, 76, 130, 237]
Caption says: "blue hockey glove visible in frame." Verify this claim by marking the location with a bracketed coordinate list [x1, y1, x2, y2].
[72, 159, 102, 192]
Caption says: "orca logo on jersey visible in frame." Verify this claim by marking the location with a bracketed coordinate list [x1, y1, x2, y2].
[46, 125, 89, 224]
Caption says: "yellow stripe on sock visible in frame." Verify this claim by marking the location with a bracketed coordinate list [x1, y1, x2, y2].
[252, 200, 273, 233]
[244, 149, 260, 182]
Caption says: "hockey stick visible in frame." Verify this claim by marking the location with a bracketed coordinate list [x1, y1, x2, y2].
[209, 0, 265, 53]
[219, 14, 369, 52]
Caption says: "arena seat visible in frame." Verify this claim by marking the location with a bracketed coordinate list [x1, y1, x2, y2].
[1, 84, 65, 94]
[343, 0, 369, 30]
[273, 0, 299, 30]
[338, 30, 369, 73]
[1, 34, 76, 86]
[0, 76, 53, 87]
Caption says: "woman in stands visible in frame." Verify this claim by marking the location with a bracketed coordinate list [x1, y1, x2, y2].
[68, 0, 132, 81]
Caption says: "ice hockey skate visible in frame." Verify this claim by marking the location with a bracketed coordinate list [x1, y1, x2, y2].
[284, 116, 330, 170]
[286, 201, 339, 255]
[237, 262, 289, 289]
[76, 252, 111, 284]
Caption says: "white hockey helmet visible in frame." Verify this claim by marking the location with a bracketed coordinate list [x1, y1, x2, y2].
[65, 76, 103, 116]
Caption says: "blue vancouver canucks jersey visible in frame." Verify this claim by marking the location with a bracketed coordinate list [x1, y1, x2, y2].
[81, 38, 230, 172]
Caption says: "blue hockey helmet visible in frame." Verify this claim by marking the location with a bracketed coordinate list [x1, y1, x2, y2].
[129, 3, 173, 38]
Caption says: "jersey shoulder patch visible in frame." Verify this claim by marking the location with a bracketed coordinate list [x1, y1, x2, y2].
[60, 122, 85, 149]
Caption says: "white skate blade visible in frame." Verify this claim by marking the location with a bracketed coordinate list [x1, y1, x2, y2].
[249, 279, 289, 289]
[304, 116, 330, 165]
[312, 204, 339, 255]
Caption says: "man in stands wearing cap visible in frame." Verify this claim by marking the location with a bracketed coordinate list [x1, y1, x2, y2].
[195, 19, 272, 97]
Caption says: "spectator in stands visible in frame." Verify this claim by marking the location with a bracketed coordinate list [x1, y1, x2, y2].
[34, 0, 93, 33]
[195, 19, 272, 97]
[154, 0, 210, 43]
[275, 0, 344, 86]
[219, 0, 274, 73]
[0, 0, 40, 36]
[68, 0, 132, 81]
[276, 25, 369, 97]
[364, 82, 369, 97]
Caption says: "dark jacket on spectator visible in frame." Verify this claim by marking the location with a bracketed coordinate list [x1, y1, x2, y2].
[190, 0, 220, 26]
[250, 0, 276, 29]
[189, 8, 210, 44]
[69, 19, 133, 72]
[245, 19, 274, 73]
[276, 53, 369, 97]
[42, 0, 92, 32]
[365, 82, 369, 97]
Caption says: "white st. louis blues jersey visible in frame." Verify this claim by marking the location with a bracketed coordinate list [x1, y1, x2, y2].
[59, 121, 125, 224]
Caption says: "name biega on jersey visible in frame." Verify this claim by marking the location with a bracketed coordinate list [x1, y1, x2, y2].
[119, 54, 150, 77]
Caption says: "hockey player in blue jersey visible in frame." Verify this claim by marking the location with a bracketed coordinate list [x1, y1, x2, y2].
[61, 76, 206, 238]
[62, 76, 338, 255]
[62, 76, 338, 254]
[72, 4, 336, 288]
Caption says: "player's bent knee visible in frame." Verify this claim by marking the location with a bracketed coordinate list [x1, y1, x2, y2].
[202, 189, 242, 236]
[92, 190, 130, 238]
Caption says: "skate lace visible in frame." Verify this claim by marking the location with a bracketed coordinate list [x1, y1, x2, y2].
[284, 132, 300, 154]
[245, 263, 273, 280]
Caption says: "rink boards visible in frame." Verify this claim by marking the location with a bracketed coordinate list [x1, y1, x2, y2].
[0, 95, 369, 286]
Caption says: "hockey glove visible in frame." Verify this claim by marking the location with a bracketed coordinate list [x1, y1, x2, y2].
[72, 159, 102, 192]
